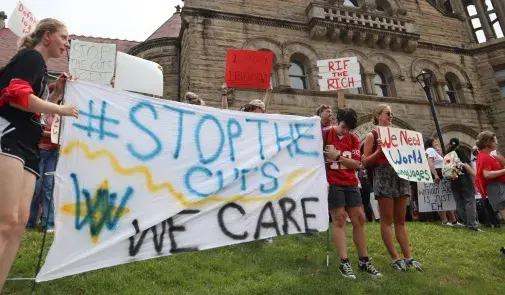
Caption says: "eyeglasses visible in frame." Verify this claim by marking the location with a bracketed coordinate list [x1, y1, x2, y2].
[383, 112, 393, 117]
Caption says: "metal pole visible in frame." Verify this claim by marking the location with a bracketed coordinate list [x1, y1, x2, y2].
[424, 86, 446, 155]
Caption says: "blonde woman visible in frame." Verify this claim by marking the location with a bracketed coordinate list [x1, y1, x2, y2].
[0, 19, 79, 291]
[362, 104, 422, 272]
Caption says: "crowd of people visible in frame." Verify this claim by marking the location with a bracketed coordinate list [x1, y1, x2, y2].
[1, 18, 505, 291]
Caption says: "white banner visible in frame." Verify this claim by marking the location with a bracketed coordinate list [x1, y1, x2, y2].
[36, 81, 328, 282]
[115, 52, 164, 96]
[317, 57, 361, 91]
[69, 40, 116, 86]
[418, 181, 456, 212]
[7, 1, 38, 37]
[377, 126, 433, 183]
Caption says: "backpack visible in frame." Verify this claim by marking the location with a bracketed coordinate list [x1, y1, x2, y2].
[442, 151, 461, 179]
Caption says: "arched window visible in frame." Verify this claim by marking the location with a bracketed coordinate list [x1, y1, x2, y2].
[374, 72, 388, 97]
[465, 4, 487, 43]
[347, 62, 364, 95]
[464, 0, 504, 43]
[374, 63, 396, 97]
[289, 61, 307, 90]
[445, 72, 464, 103]
[445, 80, 457, 103]
[421, 69, 439, 101]
[343, 0, 359, 8]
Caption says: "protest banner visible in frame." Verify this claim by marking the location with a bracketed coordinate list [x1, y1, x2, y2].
[7, 1, 38, 37]
[225, 50, 274, 89]
[36, 81, 328, 282]
[317, 57, 362, 91]
[68, 40, 116, 86]
[114, 52, 164, 96]
[377, 126, 433, 183]
[418, 180, 456, 212]
[50, 114, 61, 144]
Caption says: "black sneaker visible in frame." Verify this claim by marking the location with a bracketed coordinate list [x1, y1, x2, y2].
[405, 258, 423, 272]
[339, 260, 357, 279]
[358, 258, 382, 277]
[499, 247, 505, 256]
[391, 259, 407, 271]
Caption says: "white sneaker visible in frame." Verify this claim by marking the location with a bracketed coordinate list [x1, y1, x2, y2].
[442, 222, 454, 227]
[265, 238, 273, 243]
[452, 222, 465, 227]
[346, 217, 351, 223]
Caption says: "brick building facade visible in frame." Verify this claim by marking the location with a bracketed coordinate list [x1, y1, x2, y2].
[1, 1, 505, 153]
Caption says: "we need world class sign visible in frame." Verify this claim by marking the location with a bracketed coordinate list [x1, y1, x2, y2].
[378, 126, 433, 183]
[36, 81, 328, 282]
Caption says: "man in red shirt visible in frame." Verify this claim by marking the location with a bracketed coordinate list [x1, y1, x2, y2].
[323, 108, 381, 279]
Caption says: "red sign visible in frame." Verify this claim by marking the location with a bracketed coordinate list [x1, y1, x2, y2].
[225, 50, 274, 89]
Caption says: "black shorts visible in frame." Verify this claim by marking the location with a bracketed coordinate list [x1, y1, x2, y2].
[0, 116, 41, 178]
[328, 185, 362, 209]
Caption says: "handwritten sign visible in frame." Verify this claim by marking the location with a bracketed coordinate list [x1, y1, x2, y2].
[68, 40, 116, 85]
[7, 1, 38, 37]
[418, 181, 456, 212]
[317, 57, 362, 91]
[225, 50, 274, 89]
[115, 52, 164, 96]
[377, 126, 433, 183]
[36, 81, 328, 282]
[50, 114, 61, 144]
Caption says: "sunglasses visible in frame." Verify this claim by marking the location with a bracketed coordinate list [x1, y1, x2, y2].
[383, 112, 393, 117]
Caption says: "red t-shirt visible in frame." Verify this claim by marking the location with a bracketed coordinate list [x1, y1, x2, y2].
[475, 152, 505, 197]
[324, 128, 360, 186]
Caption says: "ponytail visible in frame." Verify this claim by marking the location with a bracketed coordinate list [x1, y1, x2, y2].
[16, 18, 66, 51]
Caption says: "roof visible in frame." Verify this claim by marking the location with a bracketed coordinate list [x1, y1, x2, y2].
[145, 12, 181, 41]
[0, 27, 140, 72]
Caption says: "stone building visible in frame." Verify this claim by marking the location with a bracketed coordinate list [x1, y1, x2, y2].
[1, 1, 505, 154]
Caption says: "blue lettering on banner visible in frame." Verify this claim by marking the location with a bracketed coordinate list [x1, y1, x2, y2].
[184, 166, 222, 198]
[293, 123, 318, 157]
[163, 105, 196, 160]
[388, 149, 424, 165]
[274, 123, 294, 158]
[127, 102, 162, 161]
[260, 162, 280, 193]
[195, 114, 225, 165]
[245, 118, 268, 160]
[227, 118, 242, 162]
[73, 100, 120, 140]
[240, 168, 252, 191]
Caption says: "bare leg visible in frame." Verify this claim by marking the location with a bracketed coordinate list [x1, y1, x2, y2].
[394, 196, 412, 259]
[330, 207, 348, 260]
[378, 197, 399, 260]
[348, 206, 367, 257]
[439, 211, 448, 223]
[0, 166, 36, 291]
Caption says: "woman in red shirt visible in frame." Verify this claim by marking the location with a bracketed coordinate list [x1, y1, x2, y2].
[362, 104, 422, 272]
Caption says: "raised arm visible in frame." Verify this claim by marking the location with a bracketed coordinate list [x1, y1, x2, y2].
[262, 82, 273, 112]
[221, 83, 229, 110]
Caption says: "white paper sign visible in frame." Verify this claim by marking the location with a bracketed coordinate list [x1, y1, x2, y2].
[7, 1, 38, 37]
[114, 52, 163, 96]
[377, 126, 433, 183]
[69, 40, 116, 85]
[36, 81, 328, 282]
[418, 181, 456, 212]
[317, 57, 361, 91]
[50, 114, 61, 144]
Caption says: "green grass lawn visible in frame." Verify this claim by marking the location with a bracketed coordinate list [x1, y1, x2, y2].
[4, 222, 505, 295]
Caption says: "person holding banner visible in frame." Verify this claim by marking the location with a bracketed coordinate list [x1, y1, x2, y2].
[0, 18, 79, 291]
[221, 83, 272, 113]
[323, 108, 382, 279]
[184, 91, 206, 106]
[425, 138, 460, 227]
[362, 104, 422, 272]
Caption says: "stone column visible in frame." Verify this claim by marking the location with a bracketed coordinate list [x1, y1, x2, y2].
[436, 80, 448, 102]
[491, 0, 505, 35]
[474, 0, 495, 40]
[363, 72, 374, 95]
[277, 63, 291, 87]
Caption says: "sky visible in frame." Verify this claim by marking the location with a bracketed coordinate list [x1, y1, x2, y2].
[3, 0, 184, 41]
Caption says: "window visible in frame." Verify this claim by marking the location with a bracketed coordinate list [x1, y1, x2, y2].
[443, 0, 454, 15]
[501, 86, 505, 98]
[289, 61, 307, 90]
[466, 4, 487, 43]
[343, 0, 359, 8]
[374, 72, 388, 97]
[495, 68, 505, 79]
[485, 0, 504, 38]
[445, 81, 457, 103]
